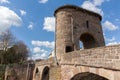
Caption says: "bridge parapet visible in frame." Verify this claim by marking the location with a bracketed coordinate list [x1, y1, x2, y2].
[61, 45, 120, 70]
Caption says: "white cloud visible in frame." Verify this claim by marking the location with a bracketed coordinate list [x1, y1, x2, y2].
[32, 52, 48, 60]
[81, 0, 103, 15]
[32, 47, 49, 60]
[28, 22, 33, 30]
[20, 10, 26, 16]
[103, 20, 118, 31]
[41, 52, 47, 58]
[107, 42, 120, 46]
[39, 0, 48, 4]
[33, 47, 47, 53]
[105, 36, 115, 42]
[81, 0, 110, 16]
[43, 17, 55, 32]
[33, 47, 41, 53]
[0, 0, 10, 3]
[93, 0, 105, 6]
[31, 40, 54, 49]
[0, 6, 22, 34]
[31, 40, 54, 59]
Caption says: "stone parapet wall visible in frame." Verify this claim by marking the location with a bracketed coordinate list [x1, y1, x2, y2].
[61, 45, 120, 70]
[35, 57, 56, 66]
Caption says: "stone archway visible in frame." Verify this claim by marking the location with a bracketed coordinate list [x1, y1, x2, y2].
[41, 66, 49, 80]
[34, 67, 40, 80]
[80, 33, 98, 49]
[71, 72, 109, 80]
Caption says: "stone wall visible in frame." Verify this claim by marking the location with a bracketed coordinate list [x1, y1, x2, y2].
[61, 65, 120, 80]
[49, 66, 61, 80]
[4, 63, 35, 80]
[35, 57, 56, 66]
[61, 45, 120, 70]
[33, 57, 57, 80]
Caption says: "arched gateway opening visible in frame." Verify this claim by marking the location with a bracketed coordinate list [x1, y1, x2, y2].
[34, 68, 40, 80]
[41, 66, 49, 80]
[71, 72, 109, 80]
[80, 33, 98, 49]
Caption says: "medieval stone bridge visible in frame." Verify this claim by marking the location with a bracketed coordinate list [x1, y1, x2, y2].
[60, 45, 120, 80]
[33, 5, 120, 80]
[33, 44, 120, 80]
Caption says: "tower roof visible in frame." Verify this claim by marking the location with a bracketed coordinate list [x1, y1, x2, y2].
[54, 5, 102, 20]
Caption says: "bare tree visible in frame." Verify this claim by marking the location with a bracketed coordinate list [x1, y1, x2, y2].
[0, 29, 16, 51]
[0, 30, 16, 64]
[13, 41, 29, 62]
[0, 30, 29, 64]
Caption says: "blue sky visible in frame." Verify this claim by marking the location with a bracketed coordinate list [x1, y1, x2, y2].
[0, 0, 120, 60]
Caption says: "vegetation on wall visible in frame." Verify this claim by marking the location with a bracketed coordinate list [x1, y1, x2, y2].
[0, 65, 6, 80]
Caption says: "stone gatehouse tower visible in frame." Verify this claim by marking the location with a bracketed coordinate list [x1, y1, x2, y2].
[54, 5, 105, 61]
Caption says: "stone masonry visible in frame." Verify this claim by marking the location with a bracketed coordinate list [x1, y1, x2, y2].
[32, 5, 120, 80]
[54, 5, 105, 61]
[5, 63, 35, 80]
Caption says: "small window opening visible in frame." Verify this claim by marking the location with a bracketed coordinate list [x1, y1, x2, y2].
[66, 46, 73, 52]
[86, 21, 89, 28]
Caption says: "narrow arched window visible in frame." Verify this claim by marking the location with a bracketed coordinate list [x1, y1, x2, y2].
[86, 21, 89, 28]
